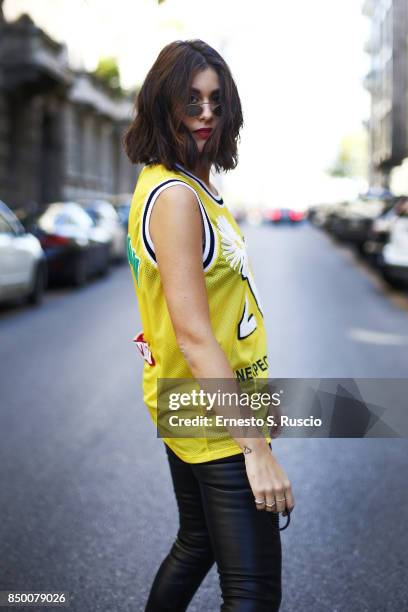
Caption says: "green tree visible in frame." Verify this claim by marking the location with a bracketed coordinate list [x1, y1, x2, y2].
[93, 57, 123, 95]
[327, 129, 368, 179]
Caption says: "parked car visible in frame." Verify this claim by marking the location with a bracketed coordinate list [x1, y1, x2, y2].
[115, 202, 131, 230]
[362, 197, 407, 264]
[33, 202, 112, 287]
[318, 201, 353, 231]
[307, 202, 343, 228]
[84, 200, 127, 263]
[0, 200, 47, 306]
[327, 198, 387, 252]
[263, 207, 305, 224]
[378, 198, 408, 287]
[360, 187, 394, 201]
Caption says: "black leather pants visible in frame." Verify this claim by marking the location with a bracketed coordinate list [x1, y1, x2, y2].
[145, 444, 282, 612]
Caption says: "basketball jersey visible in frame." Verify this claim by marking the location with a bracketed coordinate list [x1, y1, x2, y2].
[127, 163, 270, 463]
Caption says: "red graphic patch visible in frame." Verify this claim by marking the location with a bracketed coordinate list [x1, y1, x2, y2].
[132, 331, 155, 366]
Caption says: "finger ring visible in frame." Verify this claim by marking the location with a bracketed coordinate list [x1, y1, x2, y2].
[265, 502, 276, 507]
[254, 499, 265, 505]
[276, 498, 285, 502]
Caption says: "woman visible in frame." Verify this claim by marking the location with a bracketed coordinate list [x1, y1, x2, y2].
[124, 40, 294, 612]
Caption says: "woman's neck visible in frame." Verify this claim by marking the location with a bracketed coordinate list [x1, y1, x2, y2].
[191, 162, 210, 186]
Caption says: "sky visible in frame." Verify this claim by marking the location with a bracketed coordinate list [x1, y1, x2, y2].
[5, 0, 371, 208]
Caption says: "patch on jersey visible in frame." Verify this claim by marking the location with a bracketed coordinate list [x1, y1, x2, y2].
[127, 234, 140, 286]
[132, 330, 155, 366]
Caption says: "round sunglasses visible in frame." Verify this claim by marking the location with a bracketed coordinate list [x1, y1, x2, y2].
[186, 101, 222, 117]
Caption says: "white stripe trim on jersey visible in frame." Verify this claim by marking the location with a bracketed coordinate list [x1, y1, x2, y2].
[174, 163, 224, 206]
[141, 179, 217, 272]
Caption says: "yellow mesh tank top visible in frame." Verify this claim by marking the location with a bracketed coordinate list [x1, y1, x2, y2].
[127, 163, 270, 463]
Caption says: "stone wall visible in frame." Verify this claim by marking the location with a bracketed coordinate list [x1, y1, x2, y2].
[0, 14, 139, 212]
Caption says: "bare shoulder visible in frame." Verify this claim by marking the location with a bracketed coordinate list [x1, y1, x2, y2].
[151, 184, 202, 234]
[155, 183, 199, 210]
[150, 183, 202, 245]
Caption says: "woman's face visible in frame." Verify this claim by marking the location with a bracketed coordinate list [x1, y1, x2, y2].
[182, 67, 221, 154]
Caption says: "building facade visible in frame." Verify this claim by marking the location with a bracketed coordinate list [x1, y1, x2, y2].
[0, 13, 139, 213]
[363, 0, 408, 191]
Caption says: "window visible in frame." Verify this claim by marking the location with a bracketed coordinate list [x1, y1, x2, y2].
[0, 214, 15, 235]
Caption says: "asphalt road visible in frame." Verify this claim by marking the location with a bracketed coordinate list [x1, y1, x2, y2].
[0, 221, 407, 611]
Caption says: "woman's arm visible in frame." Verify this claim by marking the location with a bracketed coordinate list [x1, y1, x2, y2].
[150, 185, 294, 515]
[150, 185, 237, 378]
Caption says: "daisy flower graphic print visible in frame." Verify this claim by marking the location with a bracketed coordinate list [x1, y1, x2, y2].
[217, 215, 264, 323]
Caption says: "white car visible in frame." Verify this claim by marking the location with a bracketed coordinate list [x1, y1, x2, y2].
[84, 200, 127, 263]
[0, 201, 47, 305]
[381, 201, 408, 286]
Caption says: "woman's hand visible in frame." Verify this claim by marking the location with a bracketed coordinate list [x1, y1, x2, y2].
[244, 443, 295, 516]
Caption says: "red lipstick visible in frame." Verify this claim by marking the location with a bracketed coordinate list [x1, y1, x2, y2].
[194, 128, 212, 139]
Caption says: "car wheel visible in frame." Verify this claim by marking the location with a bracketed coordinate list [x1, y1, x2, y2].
[72, 253, 88, 287]
[27, 262, 46, 306]
[355, 243, 366, 257]
[114, 252, 127, 265]
[100, 252, 111, 276]
[381, 267, 406, 289]
[99, 257, 112, 277]
[96, 247, 110, 277]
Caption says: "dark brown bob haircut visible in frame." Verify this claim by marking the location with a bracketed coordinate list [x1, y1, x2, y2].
[123, 40, 243, 173]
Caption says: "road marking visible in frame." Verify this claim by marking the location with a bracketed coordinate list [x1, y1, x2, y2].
[348, 328, 408, 346]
